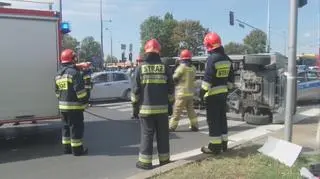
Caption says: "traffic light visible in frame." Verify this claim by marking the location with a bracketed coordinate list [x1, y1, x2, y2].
[60, 22, 71, 34]
[298, 0, 307, 8]
[229, 11, 234, 26]
[129, 52, 132, 62]
[121, 52, 125, 62]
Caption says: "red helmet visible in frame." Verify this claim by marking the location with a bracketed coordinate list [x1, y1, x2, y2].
[136, 55, 143, 62]
[60, 49, 76, 63]
[144, 39, 161, 54]
[180, 49, 192, 60]
[203, 32, 222, 52]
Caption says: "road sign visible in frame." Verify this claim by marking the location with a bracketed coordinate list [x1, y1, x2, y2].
[121, 44, 126, 50]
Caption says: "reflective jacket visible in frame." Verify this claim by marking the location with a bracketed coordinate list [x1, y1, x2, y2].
[173, 62, 196, 97]
[201, 47, 234, 98]
[55, 64, 89, 112]
[131, 53, 174, 117]
[82, 69, 92, 90]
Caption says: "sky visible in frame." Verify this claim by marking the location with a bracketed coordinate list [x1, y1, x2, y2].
[2, 0, 320, 60]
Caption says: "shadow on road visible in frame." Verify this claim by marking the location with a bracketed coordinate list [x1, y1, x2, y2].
[0, 116, 181, 164]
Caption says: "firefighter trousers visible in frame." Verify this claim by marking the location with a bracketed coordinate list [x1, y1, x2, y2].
[169, 96, 198, 129]
[139, 115, 170, 165]
[132, 102, 140, 118]
[205, 93, 228, 148]
[61, 111, 85, 150]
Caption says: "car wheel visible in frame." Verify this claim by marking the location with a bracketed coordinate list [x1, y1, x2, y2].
[124, 89, 131, 101]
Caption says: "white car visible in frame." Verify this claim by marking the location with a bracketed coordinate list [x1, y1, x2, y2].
[89, 71, 131, 101]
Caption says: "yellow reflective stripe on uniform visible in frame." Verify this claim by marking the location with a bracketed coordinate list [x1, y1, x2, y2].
[71, 139, 82, 147]
[201, 81, 211, 91]
[131, 93, 139, 103]
[55, 74, 73, 81]
[58, 101, 86, 110]
[141, 64, 165, 74]
[204, 85, 228, 97]
[141, 74, 167, 84]
[84, 85, 92, 89]
[139, 153, 152, 164]
[176, 92, 193, 97]
[56, 74, 73, 90]
[83, 75, 91, 80]
[215, 61, 231, 78]
[76, 89, 87, 99]
[158, 153, 170, 162]
[62, 137, 71, 144]
[56, 78, 72, 84]
[210, 137, 222, 144]
[140, 105, 168, 115]
[222, 134, 228, 141]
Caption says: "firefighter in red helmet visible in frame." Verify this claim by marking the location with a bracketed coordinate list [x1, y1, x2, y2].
[130, 55, 144, 119]
[200, 32, 235, 155]
[169, 49, 198, 132]
[55, 49, 89, 156]
[131, 39, 174, 169]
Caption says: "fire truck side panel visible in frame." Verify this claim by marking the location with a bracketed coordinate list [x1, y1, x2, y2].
[0, 9, 60, 121]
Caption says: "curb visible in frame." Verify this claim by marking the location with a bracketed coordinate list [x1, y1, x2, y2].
[126, 134, 270, 179]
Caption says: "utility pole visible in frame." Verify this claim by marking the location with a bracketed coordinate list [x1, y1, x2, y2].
[100, 0, 104, 60]
[105, 28, 113, 58]
[266, 0, 271, 53]
[284, 0, 299, 142]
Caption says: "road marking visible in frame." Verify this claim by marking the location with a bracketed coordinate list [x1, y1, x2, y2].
[93, 102, 131, 107]
[119, 108, 133, 112]
[151, 107, 320, 165]
[198, 120, 246, 135]
[107, 103, 132, 109]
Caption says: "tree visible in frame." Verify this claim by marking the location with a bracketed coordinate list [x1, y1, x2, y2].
[224, 42, 248, 55]
[172, 20, 208, 56]
[243, 29, 267, 54]
[79, 36, 102, 62]
[62, 34, 79, 51]
[140, 12, 178, 57]
[105, 55, 118, 63]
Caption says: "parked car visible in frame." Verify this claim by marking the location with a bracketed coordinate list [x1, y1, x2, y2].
[89, 71, 131, 101]
[297, 69, 320, 102]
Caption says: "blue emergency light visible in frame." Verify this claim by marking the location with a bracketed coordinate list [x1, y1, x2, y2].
[61, 22, 71, 34]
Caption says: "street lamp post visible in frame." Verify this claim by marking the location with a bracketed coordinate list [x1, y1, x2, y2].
[100, 0, 104, 60]
[105, 28, 113, 58]
[266, 0, 271, 53]
[284, 0, 299, 142]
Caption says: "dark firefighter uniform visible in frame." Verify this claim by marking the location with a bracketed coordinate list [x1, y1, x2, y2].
[130, 56, 143, 119]
[200, 32, 234, 155]
[55, 49, 89, 156]
[82, 68, 92, 105]
[131, 39, 174, 170]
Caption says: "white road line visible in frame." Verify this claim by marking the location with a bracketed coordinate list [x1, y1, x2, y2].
[108, 104, 132, 109]
[151, 107, 320, 165]
[119, 108, 133, 112]
[93, 102, 131, 107]
[199, 120, 246, 135]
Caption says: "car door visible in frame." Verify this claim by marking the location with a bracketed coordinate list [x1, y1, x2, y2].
[90, 73, 113, 100]
[305, 71, 320, 101]
[297, 72, 309, 101]
[112, 73, 130, 98]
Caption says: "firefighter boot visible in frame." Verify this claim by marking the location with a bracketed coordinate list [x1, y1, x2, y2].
[72, 146, 88, 156]
[160, 160, 172, 166]
[222, 141, 228, 152]
[201, 143, 221, 155]
[136, 161, 152, 170]
[63, 144, 72, 154]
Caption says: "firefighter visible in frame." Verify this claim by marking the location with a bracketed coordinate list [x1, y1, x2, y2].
[55, 49, 89, 156]
[169, 49, 198, 132]
[200, 32, 234, 155]
[79, 62, 93, 107]
[131, 39, 174, 170]
[130, 56, 143, 119]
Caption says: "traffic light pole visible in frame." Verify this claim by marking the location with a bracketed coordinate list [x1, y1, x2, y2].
[284, 0, 298, 142]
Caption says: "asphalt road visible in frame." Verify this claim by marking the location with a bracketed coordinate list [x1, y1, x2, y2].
[0, 101, 319, 179]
